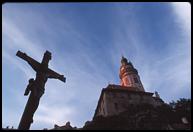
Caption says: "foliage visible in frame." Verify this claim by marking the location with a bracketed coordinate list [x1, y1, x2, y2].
[83, 98, 191, 130]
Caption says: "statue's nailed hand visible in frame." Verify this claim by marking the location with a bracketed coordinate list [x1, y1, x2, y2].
[59, 75, 66, 83]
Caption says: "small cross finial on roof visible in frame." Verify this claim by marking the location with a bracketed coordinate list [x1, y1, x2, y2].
[121, 53, 125, 59]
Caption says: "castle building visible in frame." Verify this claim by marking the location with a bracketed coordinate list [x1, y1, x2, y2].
[94, 56, 164, 118]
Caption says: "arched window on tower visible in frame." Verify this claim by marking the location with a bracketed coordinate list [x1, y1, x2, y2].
[114, 103, 118, 111]
[134, 77, 139, 83]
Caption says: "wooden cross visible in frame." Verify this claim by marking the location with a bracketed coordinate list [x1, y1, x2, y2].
[16, 50, 66, 130]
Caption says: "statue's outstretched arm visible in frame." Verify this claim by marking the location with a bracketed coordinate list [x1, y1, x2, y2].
[16, 51, 40, 72]
[47, 68, 66, 83]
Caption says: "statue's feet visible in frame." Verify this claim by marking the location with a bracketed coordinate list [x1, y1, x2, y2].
[31, 119, 33, 123]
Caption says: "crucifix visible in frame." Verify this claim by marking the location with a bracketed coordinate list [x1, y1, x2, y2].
[16, 50, 66, 130]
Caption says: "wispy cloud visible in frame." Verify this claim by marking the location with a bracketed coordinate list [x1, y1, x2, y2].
[171, 2, 191, 36]
[2, 17, 44, 61]
[2, 50, 34, 79]
[33, 104, 76, 129]
[2, 4, 111, 129]
[106, 2, 191, 102]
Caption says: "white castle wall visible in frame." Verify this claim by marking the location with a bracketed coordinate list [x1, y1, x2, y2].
[95, 90, 164, 117]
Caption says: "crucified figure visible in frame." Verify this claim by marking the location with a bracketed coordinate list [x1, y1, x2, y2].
[16, 50, 66, 130]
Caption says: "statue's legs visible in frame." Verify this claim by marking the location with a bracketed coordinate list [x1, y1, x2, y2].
[18, 89, 43, 130]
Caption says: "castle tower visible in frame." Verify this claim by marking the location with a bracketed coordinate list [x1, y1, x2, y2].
[119, 56, 145, 92]
[93, 56, 164, 118]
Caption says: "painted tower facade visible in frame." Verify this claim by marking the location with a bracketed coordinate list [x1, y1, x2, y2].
[119, 56, 145, 92]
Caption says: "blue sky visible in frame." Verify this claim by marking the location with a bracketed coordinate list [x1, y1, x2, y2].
[2, 2, 191, 130]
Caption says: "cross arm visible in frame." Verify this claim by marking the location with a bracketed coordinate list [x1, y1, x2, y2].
[16, 51, 40, 72]
[47, 68, 66, 83]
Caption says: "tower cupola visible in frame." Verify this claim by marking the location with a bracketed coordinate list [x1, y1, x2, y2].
[119, 56, 145, 92]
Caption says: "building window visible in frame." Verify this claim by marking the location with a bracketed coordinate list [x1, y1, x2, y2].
[114, 103, 118, 111]
[101, 99, 104, 105]
[134, 77, 138, 83]
[103, 107, 105, 115]
[122, 103, 127, 109]
[113, 93, 116, 98]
